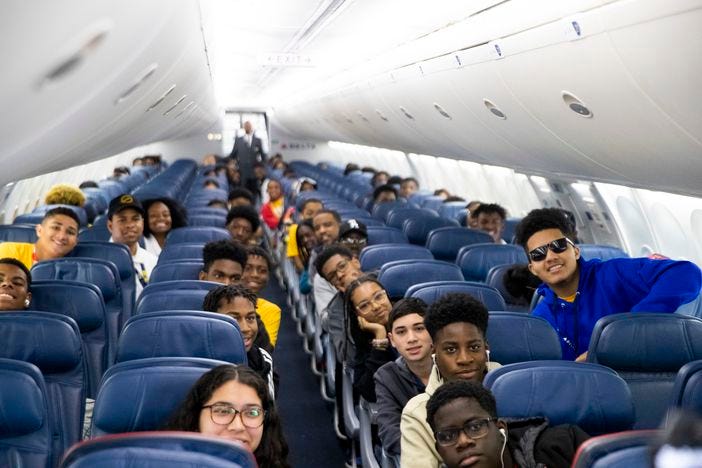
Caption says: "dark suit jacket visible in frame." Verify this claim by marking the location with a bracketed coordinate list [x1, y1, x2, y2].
[229, 133, 266, 180]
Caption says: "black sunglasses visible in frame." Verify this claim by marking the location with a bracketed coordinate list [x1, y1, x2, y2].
[528, 237, 574, 262]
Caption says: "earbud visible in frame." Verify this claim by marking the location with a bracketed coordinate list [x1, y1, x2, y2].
[486, 350, 491, 362]
[24, 299, 30, 307]
[499, 428, 506, 438]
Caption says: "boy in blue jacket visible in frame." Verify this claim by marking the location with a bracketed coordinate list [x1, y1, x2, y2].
[514, 209, 702, 361]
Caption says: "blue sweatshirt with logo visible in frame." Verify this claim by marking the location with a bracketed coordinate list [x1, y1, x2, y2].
[533, 257, 702, 360]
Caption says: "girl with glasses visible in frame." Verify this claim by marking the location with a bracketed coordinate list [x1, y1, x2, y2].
[166, 365, 290, 468]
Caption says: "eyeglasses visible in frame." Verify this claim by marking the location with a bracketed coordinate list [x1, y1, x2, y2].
[326, 258, 352, 284]
[202, 404, 265, 428]
[341, 237, 367, 246]
[355, 289, 388, 315]
[435, 418, 496, 446]
[528, 237, 574, 262]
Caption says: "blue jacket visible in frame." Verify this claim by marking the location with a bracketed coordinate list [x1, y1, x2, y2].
[533, 257, 702, 360]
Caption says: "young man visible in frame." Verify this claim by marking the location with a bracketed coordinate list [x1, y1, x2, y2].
[337, 219, 368, 258]
[0, 258, 32, 311]
[374, 297, 433, 457]
[514, 208, 702, 361]
[401, 293, 501, 468]
[199, 239, 248, 285]
[225, 205, 260, 245]
[227, 187, 256, 208]
[373, 184, 398, 205]
[202, 284, 277, 398]
[472, 203, 507, 244]
[311, 209, 342, 315]
[242, 246, 281, 347]
[287, 198, 324, 272]
[465, 201, 481, 229]
[399, 177, 420, 200]
[426, 380, 589, 468]
[107, 194, 158, 296]
[0, 207, 80, 268]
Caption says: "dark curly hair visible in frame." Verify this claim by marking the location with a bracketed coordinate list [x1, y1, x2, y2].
[228, 187, 255, 205]
[295, 219, 316, 268]
[513, 208, 575, 250]
[0, 258, 31, 291]
[202, 240, 248, 272]
[425, 293, 488, 341]
[314, 244, 354, 282]
[141, 198, 188, 237]
[165, 365, 290, 468]
[372, 184, 397, 202]
[43, 206, 80, 228]
[202, 284, 257, 312]
[426, 380, 497, 432]
[226, 205, 260, 233]
[472, 203, 507, 221]
[387, 297, 428, 332]
[246, 245, 273, 271]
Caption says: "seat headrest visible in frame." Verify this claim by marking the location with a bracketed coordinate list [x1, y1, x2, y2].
[406, 281, 506, 310]
[378, 260, 464, 299]
[31, 260, 118, 302]
[457, 244, 529, 282]
[0, 359, 46, 437]
[135, 290, 210, 315]
[402, 217, 459, 245]
[487, 312, 562, 364]
[30, 281, 104, 332]
[589, 313, 702, 371]
[71, 243, 133, 280]
[425, 227, 493, 262]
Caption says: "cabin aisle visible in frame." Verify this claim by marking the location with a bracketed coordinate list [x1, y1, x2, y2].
[263, 282, 347, 467]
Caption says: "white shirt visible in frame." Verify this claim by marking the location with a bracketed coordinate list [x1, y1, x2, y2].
[132, 245, 158, 298]
[143, 235, 162, 257]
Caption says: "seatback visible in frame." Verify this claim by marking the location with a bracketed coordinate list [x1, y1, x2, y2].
[437, 202, 468, 221]
[386, 208, 436, 230]
[420, 196, 444, 212]
[378, 259, 464, 299]
[484, 361, 635, 435]
[485, 264, 531, 312]
[115, 311, 246, 365]
[30, 280, 108, 398]
[71, 242, 136, 324]
[189, 215, 226, 228]
[0, 224, 38, 242]
[135, 289, 210, 314]
[371, 200, 407, 221]
[425, 227, 493, 262]
[91, 357, 227, 437]
[578, 244, 629, 260]
[158, 242, 205, 264]
[456, 243, 529, 282]
[150, 261, 204, 283]
[165, 227, 231, 245]
[60, 432, 257, 468]
[486, 312, 562, 364]
[77, 226, 111, 242]
[359, 244, 433, 272]
[0, 358, 52, 468]
[366, 226, 408, 245]
[402, 216, 459, 245]
[0, 312, 85, 461]
[35, 204, 88, 227]
[501, 217, 521, 244]
[31, 258, 122, 366]
[668, 359, 702, 414]
[571, 430, 658, 468]
[587, 313, 702, 429]
[405, 281, 506, 310]
[139, 280, 221, 295]
[13, 212, 45, 225]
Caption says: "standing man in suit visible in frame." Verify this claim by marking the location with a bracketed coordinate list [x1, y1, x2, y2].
[229, 120, 266, 184]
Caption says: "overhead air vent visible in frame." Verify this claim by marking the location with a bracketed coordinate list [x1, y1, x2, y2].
[357, 112, 369, 123]
[163, 95, 187, 116]
[375, 109, 389, 122]
[483, 99, 506, 120]
[399, 106, 415, 120]
[562, 91, 592, 118]
[115, 63, 158, 105]
[38, 20, 112, 89]
[147, 85, 176, 111]
[175, 101, 195, 118]
[433, 103, 452, 120]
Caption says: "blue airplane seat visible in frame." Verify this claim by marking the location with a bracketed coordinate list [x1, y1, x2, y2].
[425, 227, 492, 262]
[81, 188, 110, 211]
[587, 313, 702, 429]
[420, 195, 444, 212]
[371, 200, 408, 221]
[13, 212, 45, 225]
[70, 242, 136, 324]
[485, 264, 531, 312]
[135, 289, 210, 314]
[438, 201, 468, 221]
[403, 216, 459, 245]
[139, 280, 221, 295]
[578, 244, 630, 260]
[486, 312, 562, 364]
[484, 361, 635, 435]
[0, 359, 52, 467]
[165, 227, 230, 245]
[60, 432, 257, 468]
[115, 311, 246, 365]
[188, 207, 228, 217]
[359, 244, 433, 272]
[456, 243, 529, 282]
[158, 242, 205, 264]
[345, 216, 384, 227]
[188, 214, 226, 228]
[408, 192, 433, 208]
[405, 281, 507, 310]
[668, 359, 702, 415]
[77, 226, 111, 242]
[31, 280, 108, 399]
[366, 226, 408, 245]
[0, 313, 84, 462]
[31, 204, 88, 226]
[386, 207, 437, 230]
[501, 217, 521, 244]
[336, 208, 372, 220]
[98, 180, 128, 201]
[0, 224, 38, 242]
[571, 430, 658, 468]
[91, 357, 227, 437]
[150, 261, 204, 283]
[31, 258, 123, 367]
[378, 259, 464, 300]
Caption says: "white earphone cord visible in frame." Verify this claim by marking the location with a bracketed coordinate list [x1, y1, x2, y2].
[500, 430, 507, 468]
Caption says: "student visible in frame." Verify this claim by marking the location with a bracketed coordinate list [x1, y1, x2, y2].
[465, 201, 481, 229]
[0, 258, 31, 311]
[374, 297, 433, 457]
[371, 171, 390, 188]
[260, 179, 290, 229]
[202, 286, 278, 398]
[344, 275, 397, 402]
[225, 205, 261, 245]
[473, 203, 507, 244]
[228, 187, 256, 207]
[287, 198, 323, 273]
[337, 219, 368, 258]
[311, 209, 342, 315]
[0, 207, 79, 268]
[242, 246, 281, 347]
[399, 177, 420, 199]
[295, 219, 317, 294]
[166, 365, 289, 468]
[107, 194, 158, 297]
[372, 184, 398, 205]
[514, 208, 702, 361]
[401, 293, 501, 468]
[141, 197, 188, 256]
[199, 239, 248, 285]
[426, 380, 589, 468]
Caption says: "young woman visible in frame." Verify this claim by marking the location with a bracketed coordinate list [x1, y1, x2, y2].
[296, 219, 317, 294]
[260, 180, 292, 230]
[344, 274, 396, 402]
[141, 197, 187, 255]
[166, 365, 290, 468]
